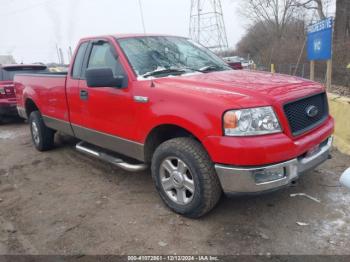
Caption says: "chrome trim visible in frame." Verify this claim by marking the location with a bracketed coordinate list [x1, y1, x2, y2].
[215, 136, 333, 194]
[72, 124, 145, 162]
[76, 141, 147, 172]
[42, 115, 75, 136]
[134, 96, 149, 103]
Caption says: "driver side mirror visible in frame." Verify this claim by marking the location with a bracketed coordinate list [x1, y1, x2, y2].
[85, 67, 124, 88]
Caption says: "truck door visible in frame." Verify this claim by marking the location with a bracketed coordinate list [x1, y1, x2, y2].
[74, 39, 140, 158]
[66, 41, 89, 128]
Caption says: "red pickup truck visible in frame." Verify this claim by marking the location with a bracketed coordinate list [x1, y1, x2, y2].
[15, 34, 334, 217]
[0, 64, 48, 123]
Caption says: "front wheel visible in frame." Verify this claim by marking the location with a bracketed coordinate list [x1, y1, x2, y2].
[29, 111, 55, 151]
[151, 137, 222, 218]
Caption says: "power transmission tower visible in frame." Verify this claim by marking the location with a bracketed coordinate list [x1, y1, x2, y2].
[189, 0, 229, 52]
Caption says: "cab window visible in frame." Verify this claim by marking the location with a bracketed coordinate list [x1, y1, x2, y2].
[87, 42, 125, 77]
[72, 42, 88, 79]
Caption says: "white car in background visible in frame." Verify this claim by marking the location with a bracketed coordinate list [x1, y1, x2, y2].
[340, 168, 350, 189]
[223, 56, 254, 69]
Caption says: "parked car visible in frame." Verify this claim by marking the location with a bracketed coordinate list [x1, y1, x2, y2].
[223, 56, 243, 70]
[241, 59, 255, 69]
[0, 64, 48, 122]
[15, 34, 334, 217]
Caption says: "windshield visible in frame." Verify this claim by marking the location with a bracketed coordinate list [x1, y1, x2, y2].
[117, 36, 231, 78]
[2, 67, 49, 81]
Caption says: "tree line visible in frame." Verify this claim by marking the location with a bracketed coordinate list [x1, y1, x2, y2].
[229, 0, 350, 86]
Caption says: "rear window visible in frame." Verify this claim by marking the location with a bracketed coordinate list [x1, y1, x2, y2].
[1, 66, 49, 81]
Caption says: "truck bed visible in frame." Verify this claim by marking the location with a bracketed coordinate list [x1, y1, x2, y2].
[15, 72, 69, 123]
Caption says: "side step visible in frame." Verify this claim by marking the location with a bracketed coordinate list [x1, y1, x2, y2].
[75, 141, 148, 172]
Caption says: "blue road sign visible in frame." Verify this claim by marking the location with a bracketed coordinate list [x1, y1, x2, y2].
[307, 18, 333, 61]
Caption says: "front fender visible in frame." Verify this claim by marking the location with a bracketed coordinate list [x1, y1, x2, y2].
[140, 101, 220, 143]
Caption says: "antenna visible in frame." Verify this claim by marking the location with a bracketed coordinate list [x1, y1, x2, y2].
[189, 0, 229, 52]
[138, 0, 146, 34]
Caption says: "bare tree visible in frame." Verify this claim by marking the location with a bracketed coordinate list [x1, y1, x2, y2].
[291, 0, 326, 20]
[236, 19, 306, 65]
[239, 0, 301, 39]
[334, 0, 350, 41]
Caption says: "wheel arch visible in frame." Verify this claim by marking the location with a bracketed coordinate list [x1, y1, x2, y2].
[25, 98, 39, 118]
[144, 124, 204, 163]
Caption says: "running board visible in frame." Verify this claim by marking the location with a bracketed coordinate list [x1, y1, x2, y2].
[75, 141, 147, 172]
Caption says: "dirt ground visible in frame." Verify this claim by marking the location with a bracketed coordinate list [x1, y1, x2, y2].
[0, 119, 350, 255]
[329, 84, 350, 97]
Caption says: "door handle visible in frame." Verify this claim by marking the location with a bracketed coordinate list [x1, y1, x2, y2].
[80, 90, 88, 100]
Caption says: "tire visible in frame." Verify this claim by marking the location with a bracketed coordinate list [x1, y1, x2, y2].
[29, 111, 55, 151]
[151, 137, 222, 218]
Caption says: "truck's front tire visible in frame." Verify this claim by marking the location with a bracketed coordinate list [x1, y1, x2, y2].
[29, 111, 55, 151]
[151, 138, 222, 218]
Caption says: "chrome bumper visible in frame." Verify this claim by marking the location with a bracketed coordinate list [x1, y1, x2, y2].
[215, 136, 333, 194]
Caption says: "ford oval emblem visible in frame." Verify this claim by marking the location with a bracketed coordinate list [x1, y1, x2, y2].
[306, 105, 319, 118]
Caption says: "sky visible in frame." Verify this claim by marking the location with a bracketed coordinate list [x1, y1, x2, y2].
[0, 0, 246, 64]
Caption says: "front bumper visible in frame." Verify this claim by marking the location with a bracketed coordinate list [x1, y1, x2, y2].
[215, 136, 333, 194]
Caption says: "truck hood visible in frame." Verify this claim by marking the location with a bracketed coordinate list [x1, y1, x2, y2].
[153, 70, 324, 107]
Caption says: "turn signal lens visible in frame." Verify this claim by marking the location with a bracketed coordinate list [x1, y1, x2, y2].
[223, 111, 238, 129]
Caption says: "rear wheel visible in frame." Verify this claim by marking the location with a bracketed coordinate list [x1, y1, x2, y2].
[151, 137, 222, 218]
[29, 111, 55, 151]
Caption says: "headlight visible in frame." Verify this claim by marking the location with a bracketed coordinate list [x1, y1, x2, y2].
[223, 106, 281, 136]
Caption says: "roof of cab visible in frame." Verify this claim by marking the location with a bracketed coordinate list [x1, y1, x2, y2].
[80, 33, 187, 41]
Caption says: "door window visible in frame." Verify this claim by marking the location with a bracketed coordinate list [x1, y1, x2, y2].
[87, 42, 124, 77]
[72, 42, 88, 79]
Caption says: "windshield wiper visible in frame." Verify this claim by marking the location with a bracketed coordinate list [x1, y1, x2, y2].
[141, 65, 226, 78]
[142, 68, 187, 78]
[199, 65, 226, 73]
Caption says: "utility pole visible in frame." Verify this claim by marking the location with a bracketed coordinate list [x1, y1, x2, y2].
[59, 48, 65, 65]
[189, 0, 229, 52]
[68, 46, 73, 61]
[56, 44, 61, 64]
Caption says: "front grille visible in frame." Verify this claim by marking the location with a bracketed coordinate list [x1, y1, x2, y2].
[284, 93, 328, 136]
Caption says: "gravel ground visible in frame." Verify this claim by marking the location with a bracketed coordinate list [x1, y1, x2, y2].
[0, 119, 349, 255]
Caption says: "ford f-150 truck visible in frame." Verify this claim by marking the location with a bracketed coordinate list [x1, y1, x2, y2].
[15, 34, 334, 218]
[0, 64, 48, 123]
